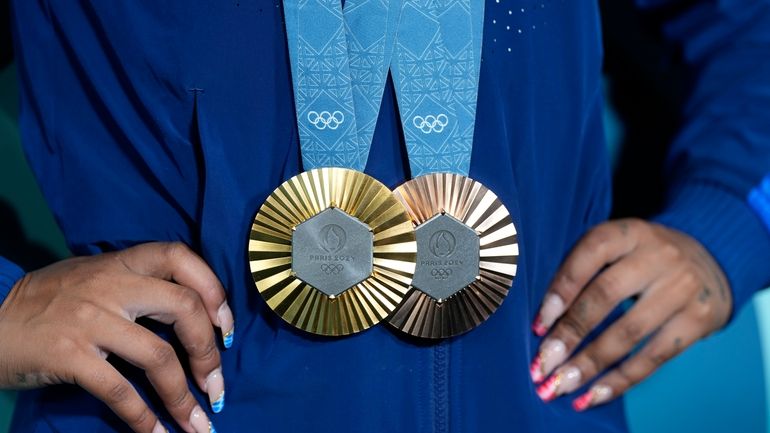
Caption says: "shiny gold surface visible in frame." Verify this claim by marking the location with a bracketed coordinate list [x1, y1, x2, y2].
[249, 167, 416, 336]
[388, 173, 519, 338]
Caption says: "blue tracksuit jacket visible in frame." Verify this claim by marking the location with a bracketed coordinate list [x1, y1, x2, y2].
[3, 0, 770, 432]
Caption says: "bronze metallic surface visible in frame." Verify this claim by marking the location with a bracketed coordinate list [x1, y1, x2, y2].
[388, 173, 519, 339]
[249, 167, 417, 336]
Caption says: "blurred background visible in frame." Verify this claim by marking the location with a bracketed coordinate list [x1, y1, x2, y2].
[1, 1, 770, 432]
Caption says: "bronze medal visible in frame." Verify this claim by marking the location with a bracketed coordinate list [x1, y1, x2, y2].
[387, 172, 519, 338]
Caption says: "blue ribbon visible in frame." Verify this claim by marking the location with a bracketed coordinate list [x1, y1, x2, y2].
[283, 0, 484, 177]
[390, 0, 484, 177]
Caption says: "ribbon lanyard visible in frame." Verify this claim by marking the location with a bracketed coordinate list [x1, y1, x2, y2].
[283, 0, 484, 176]
[273, 1, 505, 339]
[391, 0, 485, 177]
[283, 0, 401, 172]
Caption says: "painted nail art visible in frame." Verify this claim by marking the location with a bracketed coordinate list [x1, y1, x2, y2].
[532, 313, 548, 337]
[572, 391, 593, 412]
[557, 366, 582, 394]
[529, 339, 567, 383]
[217, 303, 235, 349]
[536, 373, 561, 402]
[536, 366, 581, 402]
[223, 327, 234, 349]
[537, 367, 583, 401]
[190, 406, 216, 433]
[572, 384, 613, 412]
[533, 294, 565, 335]
[529, 353, 545, 383]
[206, 368, 225, 414]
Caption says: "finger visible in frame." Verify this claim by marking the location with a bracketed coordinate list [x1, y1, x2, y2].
[534, 271, 694, 401]
[109, 278, 225, 413]
[563, 270, 695, 382]
[530, 250, 660, 382]
[118, 242, 235, 348]
[533, 220, 641, 336]
[92, 314, 217, 433]
[571, 311, 700, 412]
[75, 356, 166, 433]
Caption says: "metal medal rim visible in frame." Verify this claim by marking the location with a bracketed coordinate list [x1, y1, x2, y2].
[387, 172, 519, 339]
[248, 167, 417, 336]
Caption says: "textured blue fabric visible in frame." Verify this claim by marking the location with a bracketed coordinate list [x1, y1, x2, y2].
[5, 1, 770, 433]
[644, 0, 770, 322]
[0, 257, 24, 307]
[655, 182, 770, 322]
[749, 175, 770, 232]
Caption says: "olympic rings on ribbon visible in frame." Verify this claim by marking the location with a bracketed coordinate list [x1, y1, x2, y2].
[307, 110, 345, 130]
[430, 268, 453, 280]
[412, 113, 449, 134]
[321, 263, 344, 275]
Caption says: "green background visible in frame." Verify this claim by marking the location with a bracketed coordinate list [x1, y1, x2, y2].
[1, 60, 769, 432]
[0, 64, 70, 432]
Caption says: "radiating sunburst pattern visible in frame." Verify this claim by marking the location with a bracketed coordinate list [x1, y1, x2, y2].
[388, 173, 519, 338]
[249, 168, 417, 336]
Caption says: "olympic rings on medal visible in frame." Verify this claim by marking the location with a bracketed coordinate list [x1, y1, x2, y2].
[307, 110, 345, 130]
[430, 268, 453, 280]
[412, 113, 449, 134]
[321, 263, 344, 275]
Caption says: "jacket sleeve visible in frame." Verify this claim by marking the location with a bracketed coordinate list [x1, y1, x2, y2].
[0, 256, 24, 306]
[636, 0, 770, 318]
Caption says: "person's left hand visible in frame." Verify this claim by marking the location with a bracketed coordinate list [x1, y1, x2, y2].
[529, 218, 732, 411]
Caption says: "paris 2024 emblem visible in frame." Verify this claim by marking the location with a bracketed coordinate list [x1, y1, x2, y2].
[320, 224, 346, 253]
[429, 230, 456, 258]
[429, 230, 456, 280]
[412, 213, 480, 299]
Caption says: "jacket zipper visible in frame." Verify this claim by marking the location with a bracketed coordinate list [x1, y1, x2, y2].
[434, 341, 450, 433]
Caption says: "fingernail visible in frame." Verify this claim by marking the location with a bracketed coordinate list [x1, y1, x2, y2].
[223, 327, 234, 349]
[537, 366, 582, 403]
[572, 384, 613, 412]
[557, 366, 583, 394]
[572, 391, 593, 412]
[189, 406, 216, 433]
[205, 368, 225, 413]
[535, 373, 560, 402]
[152, 421, 167, 433]
[532, 314, 548, 337]
[529, 338, 567, 383]
[529, 353, 545, 383]
[533, 294, 565, 335]
[217, 302, 235, 349]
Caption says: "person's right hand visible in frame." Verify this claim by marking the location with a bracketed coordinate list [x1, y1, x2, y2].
[0, 242, 235, 433]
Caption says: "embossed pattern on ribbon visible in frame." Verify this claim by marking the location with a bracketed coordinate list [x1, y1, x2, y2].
[390, 0, 485, 177]
[284, 0, 401, 172]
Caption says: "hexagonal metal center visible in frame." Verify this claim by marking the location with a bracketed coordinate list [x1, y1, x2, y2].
[291, 207, 373, 296]
[412, 213, 480, 301]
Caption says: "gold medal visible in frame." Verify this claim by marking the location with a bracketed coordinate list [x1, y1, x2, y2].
[249, 167, 417, 336]
[387, 173, 519, 338]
